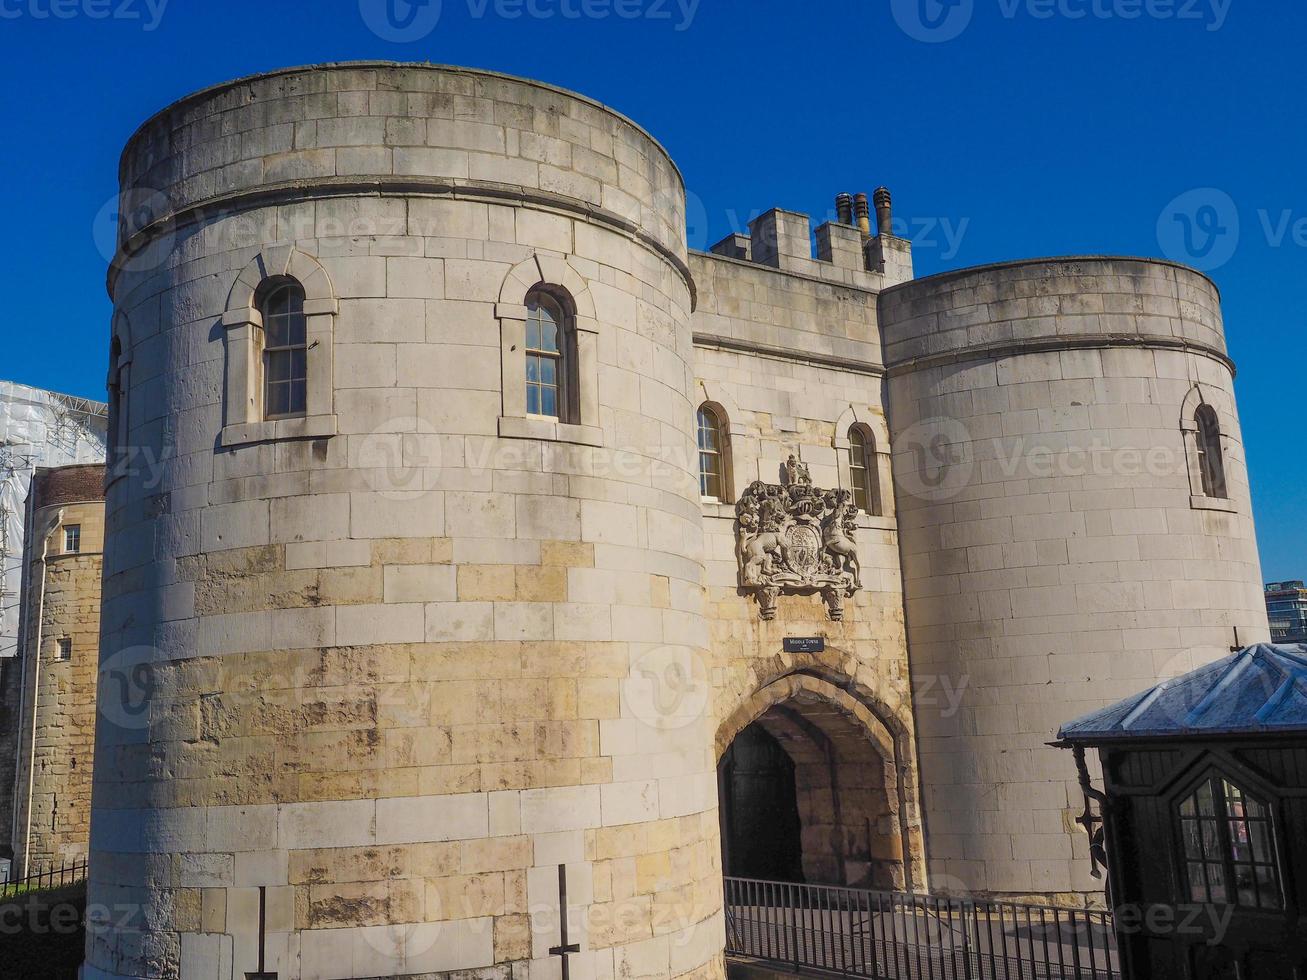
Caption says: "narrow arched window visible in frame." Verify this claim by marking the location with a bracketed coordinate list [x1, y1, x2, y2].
[259, 279, 308, 420]
[1178, 775, 1281, 909]
[1195, 405, 1227, 499]
[698, 405, 726, 501]
[106, 336, 125, 475]
[848, 425, 881, 516]
[525, 289, 571, 421]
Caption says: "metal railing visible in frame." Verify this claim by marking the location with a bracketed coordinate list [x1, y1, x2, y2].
[724, 877, 1120, 980]
[0, 858, 88, 898]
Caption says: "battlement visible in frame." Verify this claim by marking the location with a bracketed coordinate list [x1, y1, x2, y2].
[707, 189, 914, 289]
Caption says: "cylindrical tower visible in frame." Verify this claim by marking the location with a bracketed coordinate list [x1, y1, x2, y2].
[12, 464, 105, 874]
[882, 257, 1269, 902]
[91, 63, 723, 980]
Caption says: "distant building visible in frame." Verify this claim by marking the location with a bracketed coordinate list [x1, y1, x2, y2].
[8, 464, 105, 875]
[1267, 581, 1307, 644]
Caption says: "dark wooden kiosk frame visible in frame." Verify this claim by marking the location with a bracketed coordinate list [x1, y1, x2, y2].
[1057, 644, 1307, 980]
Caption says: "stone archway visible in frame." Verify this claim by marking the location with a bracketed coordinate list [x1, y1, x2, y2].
[717, 674, 908, 890]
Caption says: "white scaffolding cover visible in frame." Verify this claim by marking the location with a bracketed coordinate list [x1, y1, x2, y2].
[0, 381, 107, 660]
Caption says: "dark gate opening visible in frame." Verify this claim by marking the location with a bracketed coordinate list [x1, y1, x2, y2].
[718, 722, 804, 882]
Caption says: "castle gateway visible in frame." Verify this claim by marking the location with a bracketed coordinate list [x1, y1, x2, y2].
[89, 63, 1268, 979]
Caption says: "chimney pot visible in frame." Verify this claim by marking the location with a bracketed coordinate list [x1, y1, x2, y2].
[854, 193, 872, 237]
[835, 193, 854, 227]
[874, 187, 893, 237]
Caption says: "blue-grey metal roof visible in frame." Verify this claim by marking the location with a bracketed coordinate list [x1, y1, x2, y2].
[1058, 644, 1307, 742]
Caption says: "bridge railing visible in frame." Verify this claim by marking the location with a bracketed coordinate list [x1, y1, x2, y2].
[724, 876, 1120, 980]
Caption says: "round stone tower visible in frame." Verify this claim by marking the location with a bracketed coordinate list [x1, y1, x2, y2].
[92, 63, 723, 980]
[881, 257, 1269, 902]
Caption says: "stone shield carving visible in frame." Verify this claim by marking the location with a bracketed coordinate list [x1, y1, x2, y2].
[734, 474, 862, 621]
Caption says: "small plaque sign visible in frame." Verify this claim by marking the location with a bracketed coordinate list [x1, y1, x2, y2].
[783, 637, 825, 654]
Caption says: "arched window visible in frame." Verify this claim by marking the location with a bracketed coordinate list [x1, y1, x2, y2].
[525, 289, 573, 422]
[106, 335, 126, 478]
[259, 279, 308, 420]
[1178, 774, 1281, 909]
[698, 404, 728, 501]
[1195, 405, 1227, 499]
[848, 425, 881, 516]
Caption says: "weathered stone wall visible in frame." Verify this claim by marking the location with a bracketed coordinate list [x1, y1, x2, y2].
[882, 257, 1269, 902]
[11, 467, 105, 875]
[690, 250, 926, 891]
[93, 63, 721, 980]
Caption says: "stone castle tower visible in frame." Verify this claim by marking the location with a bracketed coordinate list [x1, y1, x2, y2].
[7, 464, 104, 875]
[89, 62, 1267, 979]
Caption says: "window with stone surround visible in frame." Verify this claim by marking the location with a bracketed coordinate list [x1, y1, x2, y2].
[496, 255, 602, 447]
[524, 289, 574, 423]
[63, 525, 80, 554]
[1195, 405, 1228, 499]
[55, 638, 72, 661]
[259, 279, 309, 420]
[220, 247, 337, 448]
[697, 403, 731, 502]
[848, 424, 882, 516]
[1181, 387, 1234, 511]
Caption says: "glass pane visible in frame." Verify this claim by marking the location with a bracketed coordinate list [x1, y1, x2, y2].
[526, 385, 539, 416]
[291, 347, 307, 380]
[1197, 780, 1216, 816]
[289, 380, 306, 415]
[701, 469, 720, 500]
[267, 350, 290, 385]
[1249, 819, 1273, 864]
[527, 355, 540, 383]
[266, 382, 288, 418]
[1256, 866, 1281, 910]
[540, 319, 558, 353]
[288, 313, 306, 347]
[1201, 820, 1221, 857]
[1187, 863, 1208, 902]
[1180, 820, 1203, 860]
[526, 318, 539, 351]
[540, 386, 557, 419]
[540, 356, 556, 386]
[1180, 795, 1196, 817]
[1206, 863, 1227, 903]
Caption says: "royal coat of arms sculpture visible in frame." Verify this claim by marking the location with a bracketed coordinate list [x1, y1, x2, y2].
[734, 456, 862, 621]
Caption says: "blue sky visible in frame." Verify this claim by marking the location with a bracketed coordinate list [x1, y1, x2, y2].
[0, 0, 1301, 578]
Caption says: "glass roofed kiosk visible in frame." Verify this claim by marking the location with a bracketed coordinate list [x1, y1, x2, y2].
[1057, 644, 1307, 980]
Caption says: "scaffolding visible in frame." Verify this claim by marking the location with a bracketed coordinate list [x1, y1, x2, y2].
[0, 382, 107, 662]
